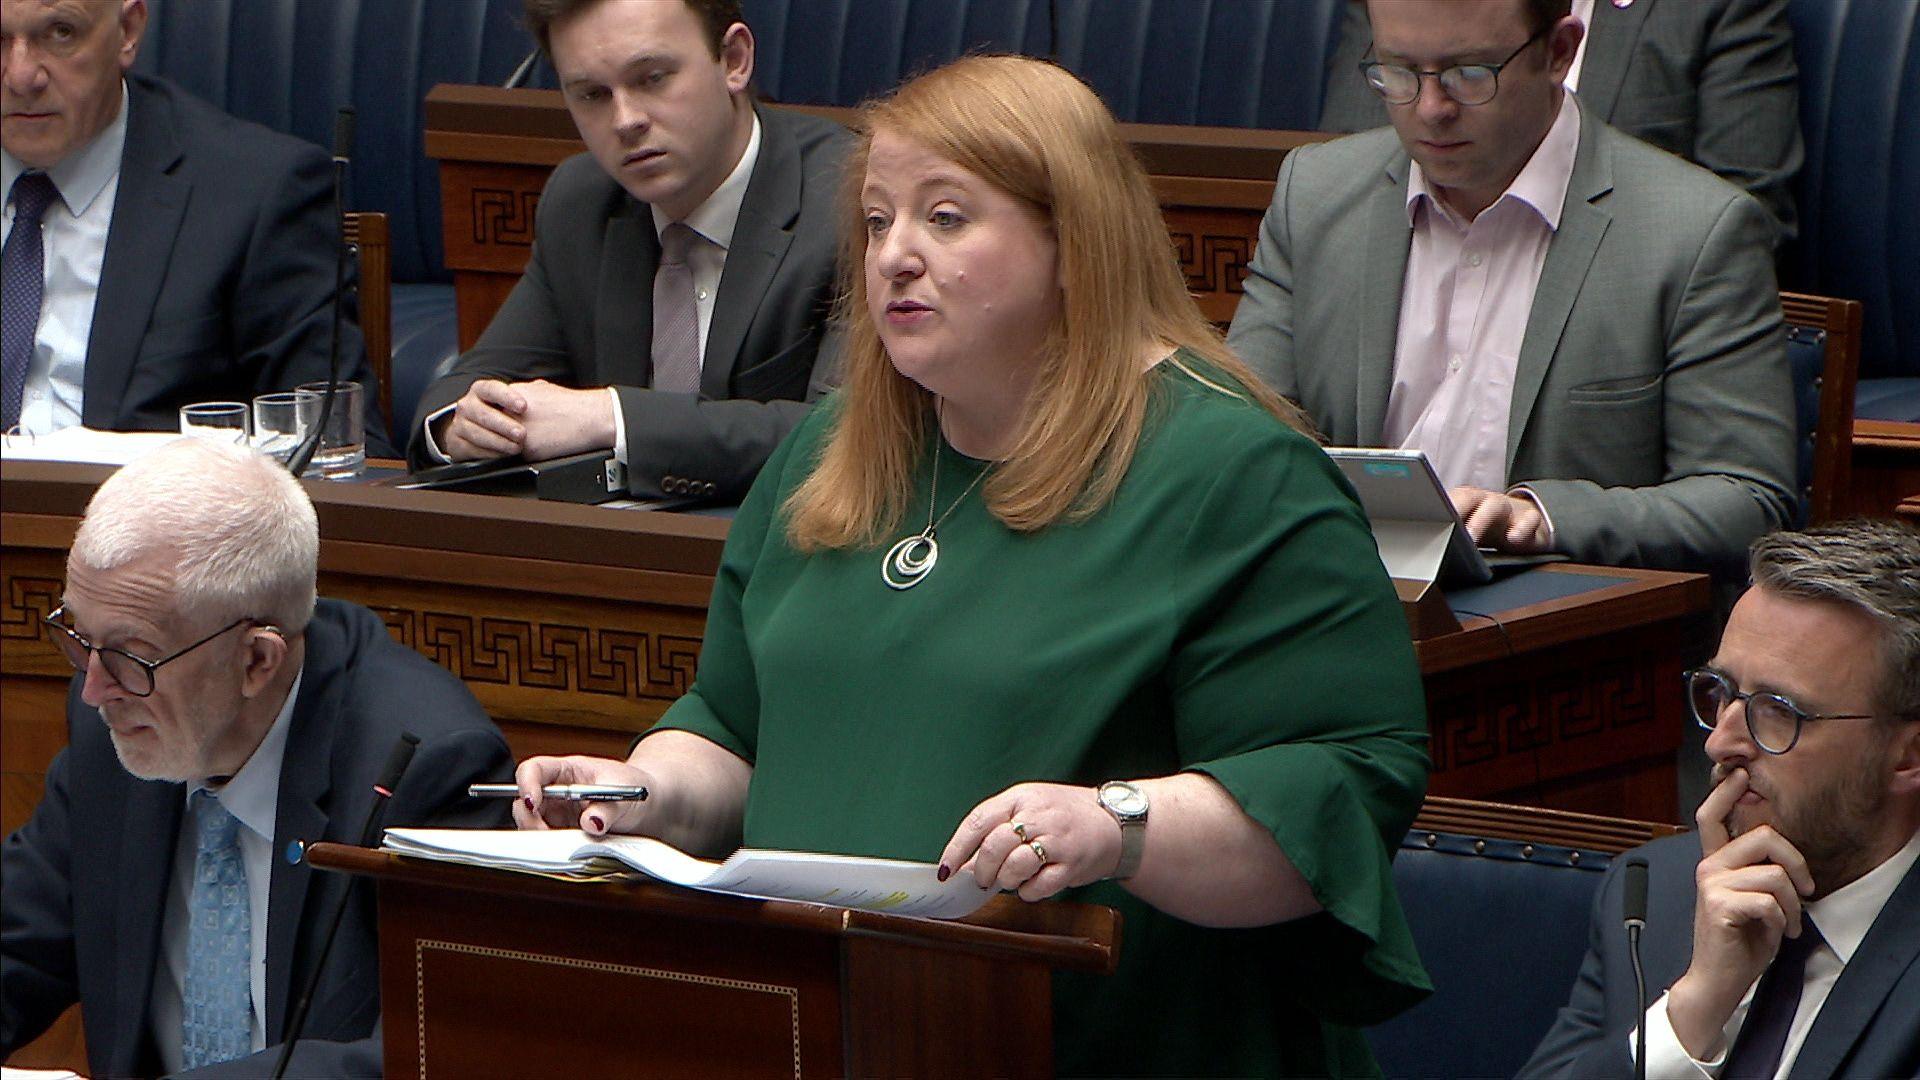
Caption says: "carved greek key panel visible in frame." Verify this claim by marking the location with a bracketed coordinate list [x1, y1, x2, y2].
[470, 188, 538, 246]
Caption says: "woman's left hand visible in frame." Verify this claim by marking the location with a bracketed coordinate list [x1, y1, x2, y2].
[938, 782, 1122, 901]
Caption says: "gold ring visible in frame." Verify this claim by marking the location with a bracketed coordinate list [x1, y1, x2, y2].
[1029, 840, 1048, 865]
[1012, 821, 1029, 842]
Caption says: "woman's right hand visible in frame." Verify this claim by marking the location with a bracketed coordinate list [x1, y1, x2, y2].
[511, 754, 657, 837]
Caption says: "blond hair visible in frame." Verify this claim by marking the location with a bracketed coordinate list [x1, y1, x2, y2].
[71, 438, 319, 633]
[784, 55, 1312, 550]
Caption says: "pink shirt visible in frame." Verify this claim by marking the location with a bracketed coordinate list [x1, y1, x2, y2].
[1384, 92, 1581, 492]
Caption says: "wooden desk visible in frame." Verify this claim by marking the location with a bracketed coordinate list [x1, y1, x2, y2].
[1849, 420, 1920, 517]
[421, 84, 1331, 345]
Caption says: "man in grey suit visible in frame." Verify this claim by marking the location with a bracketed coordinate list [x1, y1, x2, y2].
[1227, 0, 1794, 580]
[408, 0, 848, 502]
[1319, 0, 1802, 246]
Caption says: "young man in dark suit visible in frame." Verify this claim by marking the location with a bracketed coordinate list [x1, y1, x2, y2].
[0, 438, 511, 1077]
[409, 0, 850, 503]
[1522, 519, 1920, 1078]
[0, 0, 392, 454]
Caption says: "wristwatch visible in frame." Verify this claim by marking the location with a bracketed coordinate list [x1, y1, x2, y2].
[1097, 781, 1149, 879]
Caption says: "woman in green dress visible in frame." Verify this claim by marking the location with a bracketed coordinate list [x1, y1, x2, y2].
[516, 55, 1432, 1076]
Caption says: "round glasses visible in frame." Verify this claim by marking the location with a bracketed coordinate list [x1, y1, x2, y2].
[42, 605, 274, 697]
[1683, 668, 1876, 755]
[1361, 26, 1551, 107]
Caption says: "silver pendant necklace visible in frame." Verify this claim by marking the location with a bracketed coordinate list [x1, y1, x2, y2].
[882, 431, 990, 590]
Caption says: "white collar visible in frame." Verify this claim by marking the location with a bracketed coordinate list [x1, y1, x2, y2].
[2, 77, 130, 218]
[651, 110, 762, 251]
[1407, 89, 1581, 230]
[188, 666, 303, 844]
[1805, 825, 1920, 964]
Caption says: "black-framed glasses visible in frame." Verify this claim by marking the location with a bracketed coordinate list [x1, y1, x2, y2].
[1361, 26, 1552, 107]
[42, 605, 272, 697]
[1683, 668, 1877, 755]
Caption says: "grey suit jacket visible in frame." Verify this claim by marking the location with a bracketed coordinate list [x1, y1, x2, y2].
[1318, 0, 1803, 246]
[409, 105, 850, 501]
[82, 75, 392, 457]
[1226, 99, 1795, 579]
[1519, 832, 1920, 1079]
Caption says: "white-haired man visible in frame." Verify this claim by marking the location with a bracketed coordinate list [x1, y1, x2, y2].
[0, 438, 511, 1077]
[1523, 518, 1920, 1077]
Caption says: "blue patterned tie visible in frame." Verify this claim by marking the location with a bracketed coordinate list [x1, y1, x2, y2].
[2, 172, 59, 431]
[181, 790, 254, 1070]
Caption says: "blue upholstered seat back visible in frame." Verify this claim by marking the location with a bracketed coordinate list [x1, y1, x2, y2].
[1786, 325, 1827, 525]
[1787, 0, 1920, 380]
[744, 0, 1046, 107]
[133, 0, 550, 285]
[744, 0, 1344, 128]
[1366, 831, 1613, 1080]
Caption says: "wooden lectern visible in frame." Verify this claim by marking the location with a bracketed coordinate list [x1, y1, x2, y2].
[305, 843, 1118, 1078]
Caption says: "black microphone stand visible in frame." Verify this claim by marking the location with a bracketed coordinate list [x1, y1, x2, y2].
[1624, 857, 1650, 1080]
[268, 733, 418, 1080]
[288, 107, 354, 479]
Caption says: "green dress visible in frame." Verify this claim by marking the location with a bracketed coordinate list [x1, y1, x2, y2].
[656, 360, 1432, 1077]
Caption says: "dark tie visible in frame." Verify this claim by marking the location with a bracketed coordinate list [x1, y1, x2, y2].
[1723, 917, 1826, 1080]
[651, 222, 703, 394]
[2, 172, 60, 431]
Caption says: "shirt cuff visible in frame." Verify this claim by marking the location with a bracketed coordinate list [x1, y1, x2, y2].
[608, 387, 628, 465]
[1506, 484, 1557, 549]
[420, 403, 456, 464]
[1638, 992, 1728, 1079]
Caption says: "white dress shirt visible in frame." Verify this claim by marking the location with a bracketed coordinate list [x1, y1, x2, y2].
[151, 670, 302, 1074]
[421, 113, 763, 465]
[1385, 92, 1580, 494]
[1639, 827, 1920, 1079]
[1, 81, 128, 435]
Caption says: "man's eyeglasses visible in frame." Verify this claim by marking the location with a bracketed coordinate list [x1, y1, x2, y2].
[1683, 668, 1876, 755]
[42, 605, 274, 697]
[1361, 26, 1552, 107]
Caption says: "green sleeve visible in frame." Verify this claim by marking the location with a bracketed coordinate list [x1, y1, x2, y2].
[1169, 418, 1432, 1024]
[647, 404, 830, 761]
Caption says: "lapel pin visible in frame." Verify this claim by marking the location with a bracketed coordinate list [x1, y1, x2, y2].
[1612, 0, 1633, 7]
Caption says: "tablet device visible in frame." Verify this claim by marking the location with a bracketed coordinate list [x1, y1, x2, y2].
[1324, 448, 1493, 586]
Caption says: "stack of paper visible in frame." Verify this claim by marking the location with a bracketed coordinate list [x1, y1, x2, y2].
[382, 828, 995, 919]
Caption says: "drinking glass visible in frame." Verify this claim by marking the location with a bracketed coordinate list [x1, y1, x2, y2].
[251, 391, 316, 465]
[178, 402, 250, 444]
[294, 380, 366, 480]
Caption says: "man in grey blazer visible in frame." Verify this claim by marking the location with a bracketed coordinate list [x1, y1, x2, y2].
[1228, 0, 1794, 580]
[409, 0, 848, 502]
[1319, 0, 1802, 246]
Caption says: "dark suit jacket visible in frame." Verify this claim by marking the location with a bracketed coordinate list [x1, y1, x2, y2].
[0, 599, 512, 1078]
[408, 105, 850, 500]
[82, 74, 393, 457]
[1317, 0, 1803, 246]
[1519, 832, 1920, 1079]
[1225, 98, 1796, 580]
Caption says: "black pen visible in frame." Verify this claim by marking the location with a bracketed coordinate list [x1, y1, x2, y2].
[468, 783, 648, 802]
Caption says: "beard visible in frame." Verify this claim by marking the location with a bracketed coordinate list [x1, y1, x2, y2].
[102, 700, 225, 783]
[1734, 739, 1891, 898]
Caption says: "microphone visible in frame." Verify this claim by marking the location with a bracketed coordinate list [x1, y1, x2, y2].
[269, 732, 419, 1080]
[288, 107, 355, 479]
[503, 48, 541, 89]
[1622, 857, 1650, 1080]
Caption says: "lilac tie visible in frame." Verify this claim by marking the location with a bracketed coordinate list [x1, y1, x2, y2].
[2, 172, 59, 431]
[1722, 917, 1825, 1079]
[651, 222, 702, 394]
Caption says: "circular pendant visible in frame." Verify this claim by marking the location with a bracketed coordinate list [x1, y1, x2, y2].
[882, 532, 939, 590]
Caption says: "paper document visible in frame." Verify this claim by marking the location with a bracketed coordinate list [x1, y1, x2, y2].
[0, 428, 184, 466]
[382, 828, 995, 919]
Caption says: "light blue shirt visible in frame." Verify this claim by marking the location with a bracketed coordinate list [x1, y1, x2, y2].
[1, 80, 129, 434]
[150, 669, 301, 1075]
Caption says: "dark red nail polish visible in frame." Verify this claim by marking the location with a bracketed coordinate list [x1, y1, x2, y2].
[587, 814, 605, 832]
[522, 796, 534, 810]
[937, 864, 951, 882]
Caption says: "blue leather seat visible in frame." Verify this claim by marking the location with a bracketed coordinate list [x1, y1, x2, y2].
[1367, 829, 1615, 1080]
[1048, 0, 1344, 128]
[133, 0, 552, 446]
[1787, 0, 1920, 414]
[745, 0, 1045, 107]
